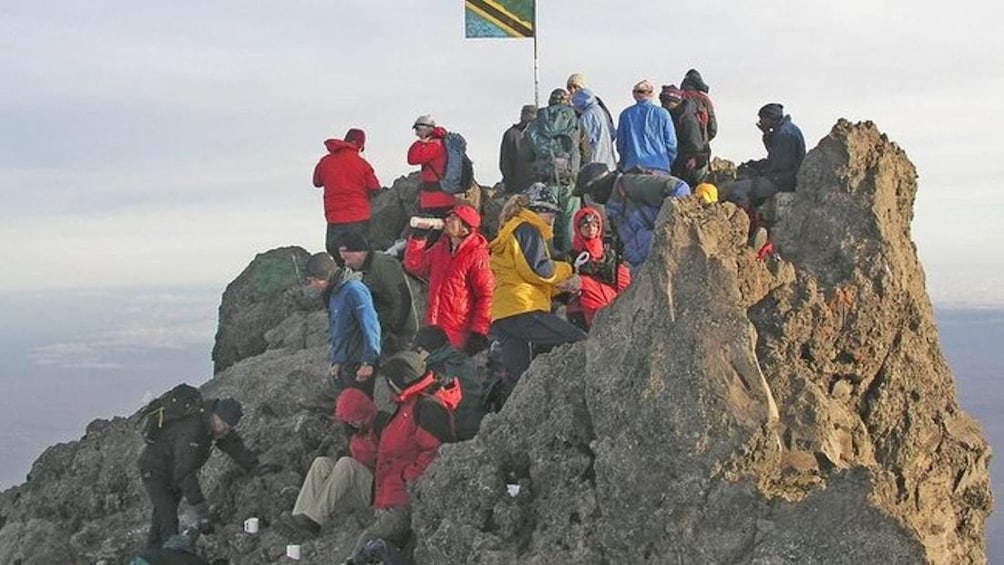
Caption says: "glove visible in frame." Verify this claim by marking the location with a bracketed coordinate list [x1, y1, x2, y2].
[192, 501, 213, 534]
[252, 462, 283, 476]
[464, 333, 489, 356]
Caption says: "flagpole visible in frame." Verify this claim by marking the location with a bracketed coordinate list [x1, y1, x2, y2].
[532, 1, 539, 107]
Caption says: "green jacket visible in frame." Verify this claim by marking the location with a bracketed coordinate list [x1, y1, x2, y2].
[360, 251, 418, 351]
[426, 343, 486, 441]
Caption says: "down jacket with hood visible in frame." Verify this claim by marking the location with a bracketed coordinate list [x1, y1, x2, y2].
[568, 208, 631, 327]
[312, 139, 381, 224]
[403, 232, 494, 350]
[407, 127, 458, 210]
[572, 88, 617, 171]
[605, 174, 691, 270]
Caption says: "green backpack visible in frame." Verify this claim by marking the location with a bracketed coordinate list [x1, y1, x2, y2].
[525, 105, 581, 184]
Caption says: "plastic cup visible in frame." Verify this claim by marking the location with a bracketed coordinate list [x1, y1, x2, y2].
[243, 517, 259, 534]
[286, 544, 301, 560]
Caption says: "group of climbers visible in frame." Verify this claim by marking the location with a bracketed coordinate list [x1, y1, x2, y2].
[134, 69, 807, 564]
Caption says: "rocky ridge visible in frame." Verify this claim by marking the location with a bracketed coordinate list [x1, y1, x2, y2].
[0, 120, 991, 564]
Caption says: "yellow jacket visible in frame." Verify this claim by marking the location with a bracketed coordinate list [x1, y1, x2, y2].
[489, 210, 573, 321]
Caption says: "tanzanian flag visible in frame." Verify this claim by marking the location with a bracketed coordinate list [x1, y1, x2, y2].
[465, 0, 534, 38]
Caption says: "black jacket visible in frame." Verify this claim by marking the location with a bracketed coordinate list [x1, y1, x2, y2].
[137, 402, 258, 506]
[669, 99, 710, 168]
[761, 115, 806, 191]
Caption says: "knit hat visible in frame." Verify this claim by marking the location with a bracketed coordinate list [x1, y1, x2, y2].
[659, 84, 683, 104]
[339, 232, 371, 253]
[694, 183, 719, 204]
[412, 325, 450, 354]
[525, 182, 561, 214]
[758, 103, 784, 122]
[412, 114, 436, 128]
[344, 128, 366, 150]
[681, 69, 710, 93]
[632, 80, 655, 99]
[213, 398, 243, 426]
[566, 73, 586, 90]
[449, 204, 482, 230]
[305, 252, 337, 280]
[334, 387, 377, 426]
[520, 104, 538, 122]
[385, 351, 428, 391]
[548, 88, 570, 106]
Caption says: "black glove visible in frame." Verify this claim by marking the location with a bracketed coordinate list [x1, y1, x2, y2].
[252, 462, 283, 476]
[464, 333, 489, 356]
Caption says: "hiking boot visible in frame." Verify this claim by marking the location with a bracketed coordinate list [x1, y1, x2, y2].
[750, 226, 768, 250]
[277, 512, 320, 539]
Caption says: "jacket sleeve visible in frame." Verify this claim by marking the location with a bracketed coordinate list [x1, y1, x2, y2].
[361, 158, 381, 192]
[468, 251, 495, 336]
[407, 139, 443, 166]
[705, 95, 718, 141]
[351, 284, 382, 363]
[402, 400, 451, 482]
[403, 236, 432, 279]
[312, 158, 324, 188]
[328, 293, 346, 365]
[616, 262, 632, 292]
[512, 222, 573, 285]
[662, 112, 678, 167]
[216, 431, 259, 473]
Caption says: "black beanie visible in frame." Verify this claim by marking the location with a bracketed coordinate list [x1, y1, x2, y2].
[385, 351, 428, 390]
[305, 252, 336, 280]
[758, 103, 784, 122]
[213, 398, 243, 426]
[412, 326, 449, 353]
[339, 232, 371, 253]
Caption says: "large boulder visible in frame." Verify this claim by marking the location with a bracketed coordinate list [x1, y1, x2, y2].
[411, 120, 991, 564]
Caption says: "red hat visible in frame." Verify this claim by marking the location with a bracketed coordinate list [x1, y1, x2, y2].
[334, 388, 376, 426]
[345, 128, 366, 150]
[449, 204, 481, 231]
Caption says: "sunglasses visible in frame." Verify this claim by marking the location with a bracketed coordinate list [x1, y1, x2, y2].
[413, 124, 432, 129]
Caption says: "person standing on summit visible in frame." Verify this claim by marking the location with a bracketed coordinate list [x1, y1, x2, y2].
[312, 129, 381, 260]
[407, 115, 458, 219]
[616, 80, 677, 175]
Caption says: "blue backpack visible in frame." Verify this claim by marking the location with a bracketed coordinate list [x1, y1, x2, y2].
[436, 132, 475, 194]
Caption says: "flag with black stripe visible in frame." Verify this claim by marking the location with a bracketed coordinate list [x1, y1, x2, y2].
[465, 0, 534, 38]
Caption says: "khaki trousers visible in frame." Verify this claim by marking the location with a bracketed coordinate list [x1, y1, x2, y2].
[292, 456, 372, 526]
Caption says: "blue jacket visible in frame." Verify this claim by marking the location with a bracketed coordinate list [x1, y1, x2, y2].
[605, 174, 690, 269]
[761, 115, 806, 191]
[328, 278, 381, 365]
[615, 100, 677, 174]
[572, 88, 617, 170]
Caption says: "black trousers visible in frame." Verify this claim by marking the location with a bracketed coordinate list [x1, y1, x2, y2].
[491, 311, 587, 399]
[143, 476, 182, 549]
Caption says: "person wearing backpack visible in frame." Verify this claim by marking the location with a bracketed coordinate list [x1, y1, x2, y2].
[660, 85, 710, 187]
[616, 80, 677, 176]
[411, 325, 486, 441]
[489, 185, 587, 402]
[137, 396, 280, 548]
[680, 68, 718, 143]
[574, 162, 691, 273]
[524, 88, 592, 254]
[403, 204, 494, 355]
[407, 114, 458, 220]
[306, 251, 382, 399]
[344, 351, 457, 564]
[312, 128, 382, 262]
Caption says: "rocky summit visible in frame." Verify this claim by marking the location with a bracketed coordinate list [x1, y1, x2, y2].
[0, 121, 991, 564]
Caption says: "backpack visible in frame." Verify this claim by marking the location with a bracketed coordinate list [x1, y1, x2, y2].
[436, 132, 475, 195]
[138, 384, 204, 444]
[680, 91, 713, 143]
[525, 105, 581, 184]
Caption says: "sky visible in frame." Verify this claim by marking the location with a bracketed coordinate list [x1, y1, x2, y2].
[1, 0, 1003, 304]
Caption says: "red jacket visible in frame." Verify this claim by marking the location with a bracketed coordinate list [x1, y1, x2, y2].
[570, 208, 631, 327]
[313, 139, 381, 224]
[372, 378, 453, 509]
[407, 130, 456, 210]
[403, 232, 494, 349]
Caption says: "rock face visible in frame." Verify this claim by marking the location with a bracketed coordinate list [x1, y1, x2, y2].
[411, 120, 991, 564]
[0, 121, 990, 564]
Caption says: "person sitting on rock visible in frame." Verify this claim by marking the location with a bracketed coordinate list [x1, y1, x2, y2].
[281, 388, 387, 540]
[574, 162, 691, 273]
[403, 204, 494, 356]
[722, 103, 806, 247]
[489, 184, 587, 402]
[312, 128, 382, 262]
[137, 398, 280, 549]
[345, 351, 458, 564]
[407, 114, 458, 221]
[412, 325, 487, 441]
[564, 207, 632, 331]
[338, 232, 418, 355]
[305, 252, 381, 398]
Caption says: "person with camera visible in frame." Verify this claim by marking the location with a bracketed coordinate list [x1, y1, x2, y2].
[407, 114, 457, 220]
[403, 204, 494, 355]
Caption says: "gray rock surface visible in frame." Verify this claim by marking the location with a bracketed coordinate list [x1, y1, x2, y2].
[0, 121, 990, 564]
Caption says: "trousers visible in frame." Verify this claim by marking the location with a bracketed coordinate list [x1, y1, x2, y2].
[292, 456, 373, 526]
